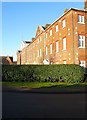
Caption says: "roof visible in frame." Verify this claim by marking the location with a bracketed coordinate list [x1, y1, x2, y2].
[45, 8, 85, 31]
[42, 24, 51, 30]
[0, 56, 13, 64]
[23, 41, 31, 44]
[17, 50, 22, 53]
[30, 8, 86, 44]
[39, 25, 45, 31]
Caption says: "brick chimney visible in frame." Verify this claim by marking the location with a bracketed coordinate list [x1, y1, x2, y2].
[84, 0, 87, 11]
[32, 38, 35, 42]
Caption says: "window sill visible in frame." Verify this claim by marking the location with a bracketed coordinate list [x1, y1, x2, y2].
[78, 22, 85, 24]
[62, 49, 66, 51]
[79, 47, 85, 49]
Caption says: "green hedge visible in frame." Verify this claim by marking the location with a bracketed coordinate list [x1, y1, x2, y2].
[2, 64, 84, 83]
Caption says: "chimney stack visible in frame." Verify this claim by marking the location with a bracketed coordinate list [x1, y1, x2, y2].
[84, 0, 87, 11]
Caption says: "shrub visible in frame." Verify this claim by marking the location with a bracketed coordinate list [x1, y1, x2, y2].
[2, 65, 34, 82]
[2, 64, 84, 83]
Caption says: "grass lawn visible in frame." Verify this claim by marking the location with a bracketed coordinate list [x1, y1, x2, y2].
[2, 81, 87, 89]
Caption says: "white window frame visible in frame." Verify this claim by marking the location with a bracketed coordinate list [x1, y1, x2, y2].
[78, 15, 84, 24]
[63, 60, 66, 64]
[62, 19, 66, 28]
[50, 29, 52, 36]
[63, 38, 66, 50]
[78, 35, 85, 48]
[40, 36, 42, 42]
[50, 44, 52, 54]
[40, 49, 41, 57]
[80, 61, 85, 67]
[56, 24, 58, 32]
[46, 33, 47, 39]
[46, 46, 48, 55]
[79, 60, 86, 73]
[38, 39, 39, 43]
[56, 41, 59, 53]
[37, 50, 39, 57]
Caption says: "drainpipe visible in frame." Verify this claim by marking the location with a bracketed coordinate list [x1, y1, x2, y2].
[72, 11, 75, 64]
[84, 0, 87, 73]
[20, 53, 21, 65]
[42, 32, 45, 64]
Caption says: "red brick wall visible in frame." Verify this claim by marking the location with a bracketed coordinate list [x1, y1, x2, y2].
[17, 9, 87, 73]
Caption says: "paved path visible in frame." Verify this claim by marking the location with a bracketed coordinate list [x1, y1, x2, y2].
[2, 86, 87, 119]
[2, 85, 87, 93]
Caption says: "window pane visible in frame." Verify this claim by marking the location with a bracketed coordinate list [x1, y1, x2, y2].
[78, 15, 84, 23]
[63, 38, 66, 50]
[56, 25, 58, 32]
[62, 19, 66, 28]
[80, 60, 85, 67]
[79, 35, 81, 39]
[50, 44, 52, 54]
[40, 49, 41, 57]
[82, 40, 84, 47]
[78, 15, 80, 22]
[81, 16, 84, 23]
[78, 39, 81, 47]
[46, 33, 47, 38]
[63, 60, 66, 64]
[50, 29, 52, 36]
[78, 35, 85, 48]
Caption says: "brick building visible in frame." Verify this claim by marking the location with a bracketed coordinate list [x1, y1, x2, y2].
[17, 1, 87, 73]
[0, 56, 13, 65]
[17, 50, 21, 65]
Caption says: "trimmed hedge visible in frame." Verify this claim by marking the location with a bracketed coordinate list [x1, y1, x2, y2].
[2, 64, 84, 83]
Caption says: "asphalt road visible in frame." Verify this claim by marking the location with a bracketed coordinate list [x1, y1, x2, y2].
[2, 86, 87, 119]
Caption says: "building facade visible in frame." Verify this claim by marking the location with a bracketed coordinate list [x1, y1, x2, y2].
[0, 56, 13, 65]
[17, 5, 87, 73]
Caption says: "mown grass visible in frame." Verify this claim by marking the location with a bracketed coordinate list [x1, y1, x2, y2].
[2, 81, 87, 89]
